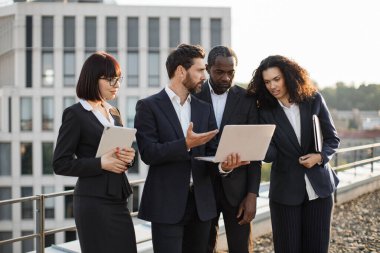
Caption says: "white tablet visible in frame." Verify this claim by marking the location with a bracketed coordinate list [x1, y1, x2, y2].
[95, 126, 137, 157]
[195, 124, 276, 163]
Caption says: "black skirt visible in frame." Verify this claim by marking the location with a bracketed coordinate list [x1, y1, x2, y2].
[74, 196, 137, 253]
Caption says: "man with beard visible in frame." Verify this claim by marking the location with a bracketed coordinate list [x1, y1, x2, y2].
[195, 46, 261, 253]
[134, 44, 248, 253]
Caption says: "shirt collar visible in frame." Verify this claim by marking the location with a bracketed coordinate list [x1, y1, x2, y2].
[165, 86, 191, 103]
[79, 99, 113, 112]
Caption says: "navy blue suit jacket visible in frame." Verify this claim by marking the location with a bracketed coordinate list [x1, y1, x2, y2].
[195, 83, 261, 207]
[134, 89, 217, 224]
[260, 92, 340, 205]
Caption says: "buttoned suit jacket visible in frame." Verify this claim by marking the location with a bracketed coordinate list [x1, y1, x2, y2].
[195, 83, 261, 206]
[135, 89, 218, 224]
[53, 102, 132, 200]
[259, 92, 340, 205]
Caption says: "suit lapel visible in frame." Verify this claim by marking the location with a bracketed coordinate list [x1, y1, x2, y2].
[156, 89, 184, 138]
[109, 107, 123, 126]
[300, 101, 312, 151]
[220, 86, 240, 129]
[272, 104, 302, 152]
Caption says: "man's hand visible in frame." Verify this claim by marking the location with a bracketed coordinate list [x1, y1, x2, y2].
[220, 153, 250, 172]
[185, 122, 218, 149]
[237, 192, 257, 225]
[299, 153, 323, 168]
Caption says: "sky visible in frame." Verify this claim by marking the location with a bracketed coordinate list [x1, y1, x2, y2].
[117, 0, 380, 88]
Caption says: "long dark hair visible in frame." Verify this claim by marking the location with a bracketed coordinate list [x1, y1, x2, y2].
[247, 55, 316, 108]
[76, 51, 121, 101]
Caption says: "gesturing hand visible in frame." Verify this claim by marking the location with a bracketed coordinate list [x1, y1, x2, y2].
[101, 148, 128, 174]
[185, 122, 218, 149]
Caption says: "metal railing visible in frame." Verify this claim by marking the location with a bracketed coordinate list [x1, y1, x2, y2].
[1, 142, 380, 252]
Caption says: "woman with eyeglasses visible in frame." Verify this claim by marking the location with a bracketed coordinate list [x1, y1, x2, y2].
[53, 51, 137, 253]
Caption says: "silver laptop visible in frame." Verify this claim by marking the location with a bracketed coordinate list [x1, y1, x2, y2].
[195, 125, 276, 163]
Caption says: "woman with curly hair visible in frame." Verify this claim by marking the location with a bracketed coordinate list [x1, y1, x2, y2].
[247, 55, 340, 253]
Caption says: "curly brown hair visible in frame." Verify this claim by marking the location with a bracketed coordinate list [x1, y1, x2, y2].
[247, 55, 317, 108]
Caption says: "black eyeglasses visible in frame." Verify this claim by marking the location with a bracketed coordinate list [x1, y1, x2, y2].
[100, 76, 123, 86]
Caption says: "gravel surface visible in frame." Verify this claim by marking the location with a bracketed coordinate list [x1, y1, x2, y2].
[254, 189, 380, 253]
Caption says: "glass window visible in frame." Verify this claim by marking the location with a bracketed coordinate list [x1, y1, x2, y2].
[63, 17, 75, 48]
[169, 18, 180, 48]
[127, 17, 138, 48]
[65, 231, 77, 242]
[64, 186, 74, 218]
[0, 143, 11, 176]
[0, 232, 12, 253]
[148, 18, 160, 48]
[42, 142, 54, 175]
[148, 52, 160, 87]
[85, 17, 97, 54]
[42, 51, 54, 87]
[63, 97, 76, 109]
[42, 186, 55, 218]
[20, 97, 32, 131]
[42, 16, 53, 48]
[45, 234, 55, 248]
[21, 231, 34, 253]
[63, 52, 75, 86]
[0, 187, 12, 220]
[26, 16, 33, 88]
[125, 96, 138, 128]
[42, 97, 54, 131]
[190, 18, 201, 45]
[210, 18, 222, 47]
[106, 17, 118, 51]
[21, 187, 33, 219]
[20, 142, 33, 175]
[132, 186, 139, 212]
[127, 52, 139, 87]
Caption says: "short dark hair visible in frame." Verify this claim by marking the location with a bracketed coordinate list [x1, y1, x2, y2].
[207, 45, 238, 66]
[247, 55, 317, 108]
[166, 44, 205, 79]
[76, 51, 121, 100]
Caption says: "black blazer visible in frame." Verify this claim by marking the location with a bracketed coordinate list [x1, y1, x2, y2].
[53, 103, 132, 200]
[134, 89, 217, 224]
[195, 83, 261, 206]
[260, 92, 340, 205]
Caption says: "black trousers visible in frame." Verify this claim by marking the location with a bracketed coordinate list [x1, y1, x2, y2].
[207, 177, 253, 253]
[74, 195, 137, 253]
[269, 195, 333, 253]
[151, 188, 212, 253]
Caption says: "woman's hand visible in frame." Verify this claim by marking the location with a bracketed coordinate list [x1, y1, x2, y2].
[101, 148, 129, 174]
[115, 147, 135, 165]
[299, 153, 323, 168]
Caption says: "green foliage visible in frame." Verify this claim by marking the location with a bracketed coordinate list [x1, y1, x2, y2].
[261, 162, 272, 182]
[320, 82, 380, 110]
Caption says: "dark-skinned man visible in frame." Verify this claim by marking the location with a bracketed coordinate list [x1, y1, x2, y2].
[195, 46, 261, 253]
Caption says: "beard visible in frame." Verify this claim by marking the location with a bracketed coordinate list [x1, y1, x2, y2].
[183, 73, 202, 93]
[209, 78, 232, 95]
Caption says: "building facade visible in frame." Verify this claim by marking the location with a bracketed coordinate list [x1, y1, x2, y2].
[0, 1, 231, 252]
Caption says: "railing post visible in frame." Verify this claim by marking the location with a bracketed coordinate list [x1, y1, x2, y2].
[370, 147, 374, 173]
[334, 154, 338, 203]
[127, 193, 133, 212]
[36, 195, 45, 253]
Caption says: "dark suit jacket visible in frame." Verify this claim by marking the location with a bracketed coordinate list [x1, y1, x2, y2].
[195, 83, 261, 207]
[134, 89, 217, 224]
[53, 102, 132, 200]
[259, 92, 340, 205]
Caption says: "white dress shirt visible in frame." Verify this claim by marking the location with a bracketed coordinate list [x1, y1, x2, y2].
[278, 100, 319, 200]
[165, 86, 193, 184]
[208, 81, 228, 129]
[79, 99, 115, 127]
